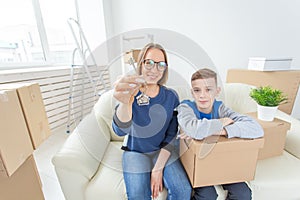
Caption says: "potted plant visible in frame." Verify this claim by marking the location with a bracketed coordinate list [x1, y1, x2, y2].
[250, 86, 288, 121]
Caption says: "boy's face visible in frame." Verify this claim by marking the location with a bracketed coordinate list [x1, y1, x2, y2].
[191, 77, 220, 114]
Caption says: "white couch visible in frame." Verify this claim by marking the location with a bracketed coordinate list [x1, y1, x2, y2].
[52, 83, 300, 200]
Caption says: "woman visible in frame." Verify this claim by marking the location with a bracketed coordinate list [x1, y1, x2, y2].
[112, 43, 192, 200]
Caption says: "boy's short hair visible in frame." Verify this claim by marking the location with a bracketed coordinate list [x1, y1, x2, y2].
[191, 68, 217, 84]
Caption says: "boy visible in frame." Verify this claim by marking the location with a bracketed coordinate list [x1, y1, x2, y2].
[177, 68, 264, 200]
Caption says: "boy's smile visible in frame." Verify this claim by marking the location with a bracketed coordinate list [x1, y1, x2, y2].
[191, 77, 220, 114]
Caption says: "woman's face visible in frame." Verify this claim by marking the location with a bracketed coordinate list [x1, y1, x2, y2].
[141, 48, 166, 85]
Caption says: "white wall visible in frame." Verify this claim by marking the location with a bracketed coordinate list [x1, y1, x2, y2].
[101, 0, 300, 118]
[104, 0, 300, 76]
[76, 0, 107, 51]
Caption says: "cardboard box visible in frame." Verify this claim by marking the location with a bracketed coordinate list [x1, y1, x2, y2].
[0, 89, 33, 177]
[180, 136, 264, 187]
[0, 155, 44, 200]
[248, 57, 292, 71]
[123, 49, 141, 64]
[247, 112, 291, 160]
[0, 83, 51, 149]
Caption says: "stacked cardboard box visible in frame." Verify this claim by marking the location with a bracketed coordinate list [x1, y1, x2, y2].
[180, 136, 264, 188]
[247, 112, 291, 160]
[0, 88, 33, 177]
[123, 49, 141, 64]
[0, 156, 44, 200]
[0, 83, 51, 149]
[0, 82, 50, 199]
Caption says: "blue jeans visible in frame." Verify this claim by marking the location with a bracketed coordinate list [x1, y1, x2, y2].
[192, 182, 252, 200]
[122, 150, 192, 200]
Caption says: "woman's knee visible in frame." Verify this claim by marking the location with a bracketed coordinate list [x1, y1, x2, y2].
[163, 159, 192, 199]
[124, 172, 152, 200]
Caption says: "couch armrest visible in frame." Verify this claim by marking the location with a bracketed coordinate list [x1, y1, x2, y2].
[52, 110, 110, 177]
[276, 110, 300, 159]
[223, 83, 257, 114]
[52, 129, 101, 179]
[52, 111, 111, 200]
[52, 129, 101, 200]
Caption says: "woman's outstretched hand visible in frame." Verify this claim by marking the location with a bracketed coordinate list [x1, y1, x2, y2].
[113, 74, 145, 105]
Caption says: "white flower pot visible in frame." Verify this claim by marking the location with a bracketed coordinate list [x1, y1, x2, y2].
[257, 104, 278, 121]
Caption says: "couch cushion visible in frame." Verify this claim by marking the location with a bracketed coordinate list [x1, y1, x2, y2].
[86, 141, 168, 200]
[76, 111, 110, 162]
[285, 130, 300, 159]
[249, 151, 300, 200]
[223, 83, 257, 114]
[85, 142, 125, 199]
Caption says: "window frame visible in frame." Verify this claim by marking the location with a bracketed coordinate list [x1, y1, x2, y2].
[0, 0, 79, 70]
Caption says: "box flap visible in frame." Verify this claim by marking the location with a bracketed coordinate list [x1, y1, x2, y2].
[191, 136, 264, 159]
[0, 83, 51, 149]
[0, 89, 33, 177]
[0, 82, 38, 90]
[0, 156, 44, 199]
[17, 83, 51, 148]
[247, 112, 291, 130]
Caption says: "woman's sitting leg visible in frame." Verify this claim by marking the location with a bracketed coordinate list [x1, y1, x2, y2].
[122, 151, 152, 200]
[163, 152, 192, 200]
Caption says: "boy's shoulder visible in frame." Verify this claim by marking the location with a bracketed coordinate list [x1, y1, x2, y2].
[179, 100, 196, 111]
[180, 99, 223, 106]
[181, 99, 193, 104]
[214, 100, 223, 108]
[180, 99, 194, 107]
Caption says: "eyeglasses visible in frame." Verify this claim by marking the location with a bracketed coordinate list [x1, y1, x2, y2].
[143, 59, 167, 71]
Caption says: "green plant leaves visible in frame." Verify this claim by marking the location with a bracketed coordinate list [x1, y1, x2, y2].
[250, 86, 288, 106]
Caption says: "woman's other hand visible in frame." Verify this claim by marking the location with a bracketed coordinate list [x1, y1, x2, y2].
[151, 169, 163, 199]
